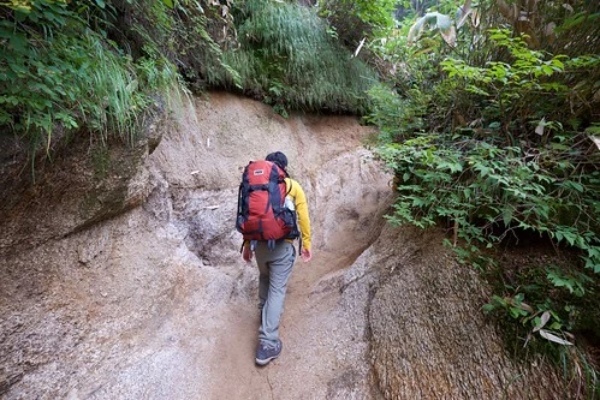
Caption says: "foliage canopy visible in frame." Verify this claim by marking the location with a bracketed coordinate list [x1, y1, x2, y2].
[0, 0, 380, 165]
[368, 0, 600, 394]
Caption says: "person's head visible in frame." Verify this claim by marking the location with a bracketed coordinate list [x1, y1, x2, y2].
[266, 151, 288, 171]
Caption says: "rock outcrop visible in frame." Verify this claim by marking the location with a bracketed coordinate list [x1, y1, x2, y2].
[0, 111, 165, 257]
[0, 92, 574, 400]
[0, 92, 392, 399]
[367, 225, 569, 399]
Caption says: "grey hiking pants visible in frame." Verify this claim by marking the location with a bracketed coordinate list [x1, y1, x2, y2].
[255, 240, 297, 347]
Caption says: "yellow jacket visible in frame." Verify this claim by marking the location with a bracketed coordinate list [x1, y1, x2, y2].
[284, 177, 311, 251]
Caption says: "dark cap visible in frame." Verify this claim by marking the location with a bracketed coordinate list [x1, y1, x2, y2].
[266, 151, 288, 170]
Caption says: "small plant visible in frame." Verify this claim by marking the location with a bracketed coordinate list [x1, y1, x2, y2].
[483, 288, 575, 347]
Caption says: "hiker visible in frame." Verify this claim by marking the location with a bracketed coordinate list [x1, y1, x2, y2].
[239, 151, 312, 366]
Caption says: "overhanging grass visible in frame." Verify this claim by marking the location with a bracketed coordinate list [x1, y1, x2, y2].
[220, 0, 379, 114]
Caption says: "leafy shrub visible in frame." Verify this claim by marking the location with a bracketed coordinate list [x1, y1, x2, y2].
[378, 131, 600, 267]
[440, 29, 600, 142]
[318, 0, 397, 48]
[0, 0, 179, 159]
[369, 2, 600, 383]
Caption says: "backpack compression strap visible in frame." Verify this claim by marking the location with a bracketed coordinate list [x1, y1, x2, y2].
[268, 164, 284, 215]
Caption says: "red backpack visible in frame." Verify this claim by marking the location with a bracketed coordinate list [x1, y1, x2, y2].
[236, 160, 299, 246]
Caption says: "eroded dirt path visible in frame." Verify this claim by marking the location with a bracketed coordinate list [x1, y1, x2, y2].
[208, 241, 375, 399]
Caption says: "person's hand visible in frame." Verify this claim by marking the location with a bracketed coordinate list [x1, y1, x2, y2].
[301, 248, 312, 263]
[242, 246, 253, 263]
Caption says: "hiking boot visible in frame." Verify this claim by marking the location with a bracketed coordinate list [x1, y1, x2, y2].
[255, 340, 282, 366]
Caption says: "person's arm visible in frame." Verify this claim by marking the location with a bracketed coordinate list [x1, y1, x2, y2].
[242, 240, 253, 262]
[289, 179, 312, 262]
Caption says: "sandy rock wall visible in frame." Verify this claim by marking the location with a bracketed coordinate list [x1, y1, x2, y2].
[0, 113, 164, 258]
[367, 225, 571, 400]
[0, 92, 393, 399]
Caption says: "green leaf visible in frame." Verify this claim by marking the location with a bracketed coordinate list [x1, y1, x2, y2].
[482, 303, 495, 313]
[502, 207, 513, 226]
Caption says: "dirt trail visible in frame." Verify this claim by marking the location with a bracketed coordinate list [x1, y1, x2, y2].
[209, 237, 371, 399]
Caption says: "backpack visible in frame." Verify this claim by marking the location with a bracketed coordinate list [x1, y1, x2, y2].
[236, 160, 299, 246]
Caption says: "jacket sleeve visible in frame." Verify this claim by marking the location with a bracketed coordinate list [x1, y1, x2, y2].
[288, 178, 311, 251]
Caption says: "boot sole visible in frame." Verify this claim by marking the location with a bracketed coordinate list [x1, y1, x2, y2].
[255, 354, 279, 366]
